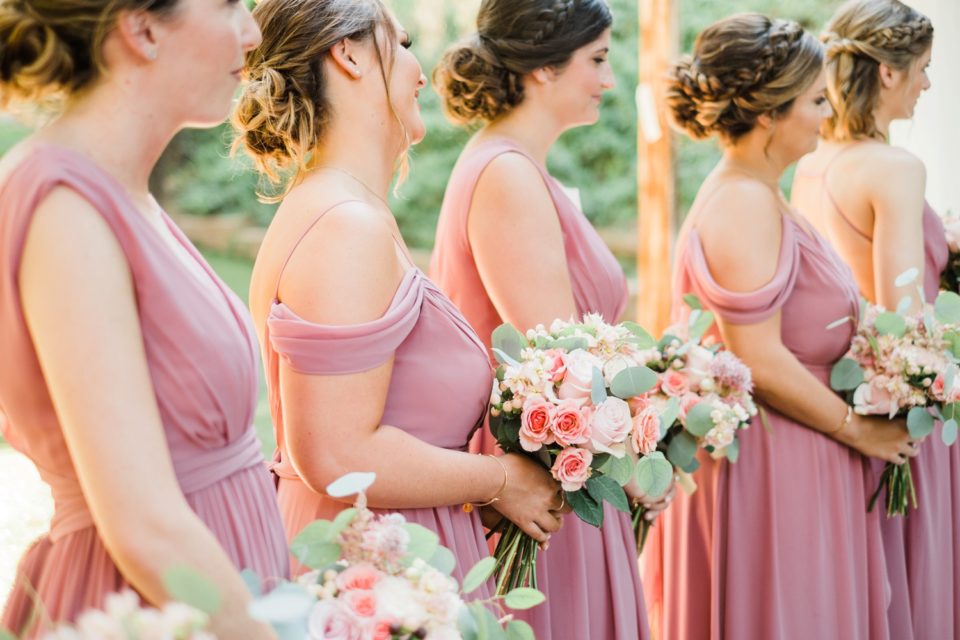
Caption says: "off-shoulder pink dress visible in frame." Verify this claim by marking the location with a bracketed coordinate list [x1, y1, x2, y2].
[0, 145, 289, 637]
[264, 203, 493, 589]
[643, 211, 891, 639]
[431, 138, 649, 639]
[794, 158, 960, 639]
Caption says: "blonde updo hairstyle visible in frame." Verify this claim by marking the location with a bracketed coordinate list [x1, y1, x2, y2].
[433, 0, 612, 127]
[0, 0, 180, 108]
[821, 0, 932, 141]
[232, 0, 400, 201]
[667, 13, 824, 144]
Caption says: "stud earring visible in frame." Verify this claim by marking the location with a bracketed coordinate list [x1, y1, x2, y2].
[147, 49, 158, 61]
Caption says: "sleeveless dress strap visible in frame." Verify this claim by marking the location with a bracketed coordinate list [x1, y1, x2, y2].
[820, 145, 873, 241]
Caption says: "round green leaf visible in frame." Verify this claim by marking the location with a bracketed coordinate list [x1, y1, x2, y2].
[942, 419, 958, 446]
[326, 472, 376, 498]
[163, 566, 222, 616]
[429, 545, 457, 576]
[492, 324, 526, 361]
[290, 520, 342, 569]
[874, 312, 907, 338]
[597, 452, 635, 486]
[330, 507, 357, 536]
[935, 291, 960, 324]
[666, 430, 699, 472]
[462, 556, 497, 594]
[506, 620, 536, 640]
[907, 407, 935, 439]
[504, 587, 547, 610]
[724, 438, 740, 463]
[240, 568, 262, 597]
[658, 396, 682, 437]
[684, 402, 716, 438]
[830, 358, 865, 392]
[683, 293, 703, 310]
[689, 310, 716, 342]
[551, 336, 590, 351]
[610, 366, 658, 399]
[591, 366, 608, 406]
[894, 267, 919, 288]
[635, 452, 673, 498]
[622, 321, 657, 348]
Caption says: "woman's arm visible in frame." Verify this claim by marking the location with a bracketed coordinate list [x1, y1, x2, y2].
[868, 149, 927, 312]
[20, 188, 273, 639]
[698, 180, 916, 464]
[276, 202, 562, 542]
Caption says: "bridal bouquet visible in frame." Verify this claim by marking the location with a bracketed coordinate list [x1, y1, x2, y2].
[939, 210, 960, 292]
[630, 296, 757, 551]
[488, 314, 674, 592]
[831, 286, 960, 516]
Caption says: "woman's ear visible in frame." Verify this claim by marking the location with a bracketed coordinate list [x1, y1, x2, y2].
[115, 9, 160, 61]
[756, 112, 773, 129]
[329, 38, 363, 79]
[878, 61, 901, 90]
[529, 67, 553, 85]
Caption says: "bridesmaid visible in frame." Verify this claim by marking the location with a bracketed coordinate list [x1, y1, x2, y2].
[431, 1, 666, 637]
[792, 1, 959, 636]
[231, 0, 563, 586]
[642, 13, 916, 640]
[0, 0, 288, 637]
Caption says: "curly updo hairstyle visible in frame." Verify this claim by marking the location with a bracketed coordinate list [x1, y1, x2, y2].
[667, 13, 824, 144]
[232, 0, 397, 200]
[433, 0, 612, 127]
[821, 0, 932, 141]
[0, 0, 179, 108]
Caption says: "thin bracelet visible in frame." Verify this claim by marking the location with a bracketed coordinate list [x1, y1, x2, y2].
[463, 454, 508, 513]
[827, 405, 853, 436]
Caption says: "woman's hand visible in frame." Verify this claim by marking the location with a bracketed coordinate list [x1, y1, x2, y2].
[491, 453, 565, 544]
[626, 474, 677, 522]
[836, 414, 919, 464]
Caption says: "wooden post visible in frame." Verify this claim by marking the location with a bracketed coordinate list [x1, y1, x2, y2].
[636, 0, 676, 335]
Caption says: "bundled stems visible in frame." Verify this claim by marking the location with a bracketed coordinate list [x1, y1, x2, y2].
[868, 460, 917, 517]
[489, 522, 539, 596]
[631, 505, 653, 554]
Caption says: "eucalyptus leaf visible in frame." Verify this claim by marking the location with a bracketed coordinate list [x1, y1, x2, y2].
[825, 315, 853, 331]
[585, 475, 631, 514]
[896, 295, 914, 316]
[609, 366, 658, 399]
[567, 488, 604, 527]
[551, 336, 590, 351]
[830, 358, 865, 391]
[935, 291, 960, 324]
[492, 324, 527, 362]
[658, 396, 682, 436]
[429, 546, 457, 576]
[666, 431, 699, 473]
[403, 523, 440, 563]
[598, 452, 635, 486]
[683, 293, 703, 310]
[634, 452, 673, 498]
[907, 407, 935, 439]
[874, 312, 907, 338]
[504, 588, 547, 610]
[492, 348, 520, 367]
[725, 438, 740, 463]
[591, 366, 608, 406]
[622, 321, 657, 348]
[894, 267, 919, 288]
[470, 602, 508, 640]
[506, 619, 537, 640]
[458, 604, 480, 640]
[240, 569, 262, 597]
[326, 472, 376, 498]
[330, 508, 358, 536]
[163, 566, 222, 616]
[462, 556, 497, 594]
[689, 310, 715, 342]
[684, 402, 716, 438]
[942, 419, 958, 446]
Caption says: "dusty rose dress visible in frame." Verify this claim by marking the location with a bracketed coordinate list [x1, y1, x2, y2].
[431, 138, 649, 639]
[264, 204, 493, 589]
[642, 211, 892, 639]
[794, 159, 960, 639]
[0, 145, 289, 637]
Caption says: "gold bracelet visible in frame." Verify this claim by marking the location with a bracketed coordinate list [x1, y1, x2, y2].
[827, 405, 853, 436]
[463, 454, 508, 513]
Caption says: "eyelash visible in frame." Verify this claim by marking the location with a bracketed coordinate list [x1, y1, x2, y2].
[401, 38, 413, 49]
[593, 57, 607, 64]
[815, 96, 827, 105]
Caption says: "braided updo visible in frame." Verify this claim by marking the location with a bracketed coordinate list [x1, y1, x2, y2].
[667, 13, 823, 143]
[0, 0, 179, 108]
[821, 0, 932, 141]
[232, 0, 396, 201]
[433, 0, 612, 127]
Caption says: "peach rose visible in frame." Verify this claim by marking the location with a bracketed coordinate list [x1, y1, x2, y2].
[551, 400, 592, 446]
[660, 370, 690, 397]
[631, 406, 661, 455]
[372, 619, 398, 640]
[543, 349, 567, 383]
[853, 376, 898, 418]
[519, 396, 556, 452]
[589, 396, 633, 456]
[628, 394, 652, 415]
[551, 447, 593, 491]
[343, 590, 377, 618]
[337, 563, 381, 592]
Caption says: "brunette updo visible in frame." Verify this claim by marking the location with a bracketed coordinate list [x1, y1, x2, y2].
[0, 0, 179, 107]
[433, 0, 612, 126]
[232, 0, 396, 199]
[667, 13, 824, 143]
[821, 0, 933, 141]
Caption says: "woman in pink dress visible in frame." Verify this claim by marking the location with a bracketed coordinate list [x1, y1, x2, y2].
[792, 2, 959, 636]
[0, 1, 288, 638]
[430, 1, 666, 637]
[642, 14, 917, 639]
[231, 0, 563, 588]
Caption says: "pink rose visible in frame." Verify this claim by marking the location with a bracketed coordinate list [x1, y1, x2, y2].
[372, 619, 398, 640]
[337, 563, 381, 592]
[551, 400, 592, 446]
[631, 407, 661, 455]
[628, 394, 652, 415]
[557, 350, 601, 403]
[660, 370, 690, 397]
[852, 376, 899, 418]
[543, 349, 567, 383]
[343, 590, 377, 618]
[551, 447, 593, 491]
[678, 392, 701, 419]
[589, 396, 633, 456]
[932, 373, 946, 401]
[519, 396, 556, 452]
[308, 601, 365, 640]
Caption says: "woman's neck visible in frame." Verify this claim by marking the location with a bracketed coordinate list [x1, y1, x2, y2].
[312, 123, 399, 201]
[480, 101, 565, 166]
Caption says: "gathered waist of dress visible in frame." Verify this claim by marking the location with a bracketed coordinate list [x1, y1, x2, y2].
[47, 427, 265, 542]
